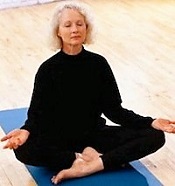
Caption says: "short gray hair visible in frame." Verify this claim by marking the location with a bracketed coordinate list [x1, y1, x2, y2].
[49, 0, 96, 51]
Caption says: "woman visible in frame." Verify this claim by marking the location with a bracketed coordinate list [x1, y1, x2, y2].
[1, 1, 175, 184]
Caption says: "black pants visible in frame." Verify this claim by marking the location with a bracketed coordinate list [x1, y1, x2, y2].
[14, 126, 165, 171]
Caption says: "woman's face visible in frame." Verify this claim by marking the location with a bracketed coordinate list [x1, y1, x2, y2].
[58, 8, 87, 48]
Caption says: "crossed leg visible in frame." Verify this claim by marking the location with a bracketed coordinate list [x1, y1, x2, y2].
[51, 147, 104, 185]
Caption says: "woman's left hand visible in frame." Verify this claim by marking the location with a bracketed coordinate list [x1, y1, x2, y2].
[151, 118, 175, 133]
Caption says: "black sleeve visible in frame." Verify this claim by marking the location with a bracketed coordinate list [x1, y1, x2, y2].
[100, 59, 153, 128]
[20, 62, 53, 135]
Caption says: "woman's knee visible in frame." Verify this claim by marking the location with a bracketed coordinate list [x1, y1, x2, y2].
[13, 142, 39, 166]
[13, 146, 29, 164]
[147, 128, 165, 149]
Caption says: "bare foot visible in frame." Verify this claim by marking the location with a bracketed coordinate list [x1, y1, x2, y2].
[51, 147, 104, 185]
[51, 158, 85, 184]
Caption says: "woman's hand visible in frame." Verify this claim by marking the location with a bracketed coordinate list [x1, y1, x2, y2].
[151, 118, 175, 133]
[0, 129, 30, 149]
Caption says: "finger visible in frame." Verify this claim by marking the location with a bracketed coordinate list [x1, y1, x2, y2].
[1, 129, 20, 142]
[3, 141, 13, 149]
[3, 145, 9, 149]
[164, 125, 175, 133]
[3, 138, 19, 149]
[1, 135, 11, 142]
[8, 142, 18, 150]
[12, 143, 19, 149]
[169, 126, 175, 133]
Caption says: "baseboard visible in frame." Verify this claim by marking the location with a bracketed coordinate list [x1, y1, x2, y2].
[0, 0, 57, 10]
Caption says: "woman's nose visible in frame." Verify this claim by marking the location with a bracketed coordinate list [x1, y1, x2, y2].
[71, 24, 78, 32]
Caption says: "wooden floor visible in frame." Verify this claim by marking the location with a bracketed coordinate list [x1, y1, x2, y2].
[0, 0, 175, 185]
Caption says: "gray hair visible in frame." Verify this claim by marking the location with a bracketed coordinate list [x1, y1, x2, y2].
[49, 0, 96, 51]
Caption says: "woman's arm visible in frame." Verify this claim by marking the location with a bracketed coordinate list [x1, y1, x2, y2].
[21, 62, 53, 135]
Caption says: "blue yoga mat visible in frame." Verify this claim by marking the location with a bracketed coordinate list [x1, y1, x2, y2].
[0, 108, 163, 186]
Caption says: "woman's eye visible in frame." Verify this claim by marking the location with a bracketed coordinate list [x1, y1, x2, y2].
[64, 24, 71, 27]
[77, 22, 83, 26]
[63, 22, 71, 27]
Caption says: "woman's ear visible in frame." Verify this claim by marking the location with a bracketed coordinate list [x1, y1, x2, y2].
[57, 27, 61, 37]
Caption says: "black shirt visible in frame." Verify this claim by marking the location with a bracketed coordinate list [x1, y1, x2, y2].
[21, 47, 153, 142]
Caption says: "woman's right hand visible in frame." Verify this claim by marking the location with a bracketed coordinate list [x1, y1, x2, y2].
[0, 129, 30, 149]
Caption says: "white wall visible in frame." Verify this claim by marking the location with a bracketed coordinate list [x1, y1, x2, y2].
[0, 0, 56, 10]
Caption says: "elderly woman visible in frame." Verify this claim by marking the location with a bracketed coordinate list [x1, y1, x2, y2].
[1, 0, 175, 185]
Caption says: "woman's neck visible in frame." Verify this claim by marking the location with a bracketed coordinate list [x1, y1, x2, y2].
[62, 44, 83, 55]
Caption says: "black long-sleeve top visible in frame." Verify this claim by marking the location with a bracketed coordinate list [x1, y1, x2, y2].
[21, 47, 153, 143]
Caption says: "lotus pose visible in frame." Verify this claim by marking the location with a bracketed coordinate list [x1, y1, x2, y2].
[1, 1, 175, 185]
